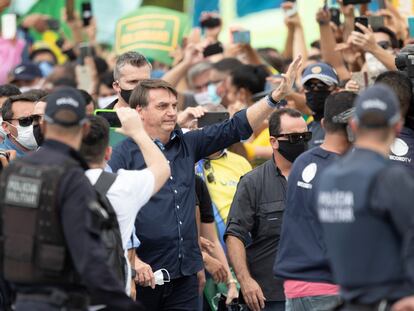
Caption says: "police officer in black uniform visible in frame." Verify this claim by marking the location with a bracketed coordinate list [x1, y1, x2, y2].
[316, 84, 414, 311]
[0, 87, 141, 310]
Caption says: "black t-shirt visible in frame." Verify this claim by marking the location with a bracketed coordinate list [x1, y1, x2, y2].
[195, 175, 214, 223]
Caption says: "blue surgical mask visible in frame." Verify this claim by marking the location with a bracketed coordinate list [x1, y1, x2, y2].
[207, 83, 222, 106]
[38, 61, 54, 77]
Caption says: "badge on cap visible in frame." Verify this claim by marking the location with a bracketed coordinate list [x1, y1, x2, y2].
[311, 66, 322, 74]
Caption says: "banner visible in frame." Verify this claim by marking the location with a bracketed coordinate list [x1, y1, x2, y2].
[115, 6, 190, 65]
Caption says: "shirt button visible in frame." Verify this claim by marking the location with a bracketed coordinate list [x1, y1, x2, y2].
[177, 205, 180, 209]
[170, 176, 174, 180]
[167, 160, 170, 164]
[179, 221, 183, 225]
[181, 238, 183, 241]
[174, 190, 178, 194]
[178, 254, 182, 258]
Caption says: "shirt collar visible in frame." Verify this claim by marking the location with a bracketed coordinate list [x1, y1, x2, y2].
[1, 137, 26, 157]
[153, 130, 179, 150]
[42, 139, 90, 170]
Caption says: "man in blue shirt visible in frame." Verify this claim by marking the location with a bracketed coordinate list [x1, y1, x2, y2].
[317, 85, 414, 311]
[274, 91, 356, 311]
[0, 93, 38, 157]
[108, 56, 302, 310]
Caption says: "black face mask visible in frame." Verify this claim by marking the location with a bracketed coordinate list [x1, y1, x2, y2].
[33, 123, 44, 146]
[305, 91, 331, 120]
[120, 88, 133, 104]
[278, 140, 307, 163]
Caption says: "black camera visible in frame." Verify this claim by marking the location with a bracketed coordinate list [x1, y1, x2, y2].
[395, 53, 414, 79]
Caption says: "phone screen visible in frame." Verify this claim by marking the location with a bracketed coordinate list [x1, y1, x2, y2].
[95, 110, 122, 128]
[198, 112, 230, 128]
[232, 31, 251, 44]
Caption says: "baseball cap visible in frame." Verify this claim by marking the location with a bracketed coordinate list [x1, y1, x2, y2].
[10, 62, 42, 82]
[354, 84, 400, 128]
[44, 87, 87, 127]
[301, 63, 339, 87]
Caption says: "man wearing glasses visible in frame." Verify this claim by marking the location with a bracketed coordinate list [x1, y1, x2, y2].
[225, 108, 310, 311]
[0, 93, 39, 157]
[302, 63, 339, 149]
[274, 92, 356, 311]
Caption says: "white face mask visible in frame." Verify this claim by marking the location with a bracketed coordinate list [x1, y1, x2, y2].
[0, 117, 7, 140]
[9, 123, 38, 150]
[98, 95, 118, 108]
[154, 268, 170, 286]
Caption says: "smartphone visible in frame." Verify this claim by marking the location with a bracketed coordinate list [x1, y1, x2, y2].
[203, 42, 224, 58]
[355, 16, 368, 32]
[200, 16, 221, 29]
[198, 112, 230, 128]
[368, 15, 384, 29]
[408, 17, 414, 38]
[94, 109, 122, 128]
[343, 0, 371, 4]
[232, 30, 251, 44]
[46, 18, 60, 31]
[1, 14, 16, 40]
[78, 42, 95, 65]
[81, 2, 92, 27]
[330, 8, 341, 26]
[66, 0, 75, 21]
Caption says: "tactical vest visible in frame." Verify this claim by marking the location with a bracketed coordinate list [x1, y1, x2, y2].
[317, 151, 407, 289]
[93, 171, 126, 285]
[0, 159, 79, 285]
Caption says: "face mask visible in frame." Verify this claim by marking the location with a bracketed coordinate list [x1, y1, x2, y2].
[278, 140, 307, 163]
[365, 52, 388, 76]
[0, 117, 7, 141]
[98, 95, 118, 108]
[151, 69, 166, 79]
[33, 123, 44, 146]
[154, 269, 170, 286]
[37, 61, 54, 77]
[207, 83, 222, 106]
[305, 90, 331, 120]
[9, 123, 38, 150]
[120, 88, 133, 104]
[194, 90, 212, 106]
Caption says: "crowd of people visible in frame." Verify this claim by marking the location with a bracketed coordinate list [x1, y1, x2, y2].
[1, 0, 414, 310]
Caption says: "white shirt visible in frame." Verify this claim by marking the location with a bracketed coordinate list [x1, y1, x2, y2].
[85, 167, 154, 296]
[85, 167, 154, 249]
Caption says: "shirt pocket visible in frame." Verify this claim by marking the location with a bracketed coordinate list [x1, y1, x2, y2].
[257, 201, 284, 238]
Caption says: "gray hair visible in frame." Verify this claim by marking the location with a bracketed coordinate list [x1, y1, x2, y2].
[113, 51, 152, 81]
[186, 61, 212, 89]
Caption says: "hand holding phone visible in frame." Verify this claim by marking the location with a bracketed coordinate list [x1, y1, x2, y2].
[81, 2, 92, 27]
[343, 0, 371, 4]
[354, 16, 368, 32]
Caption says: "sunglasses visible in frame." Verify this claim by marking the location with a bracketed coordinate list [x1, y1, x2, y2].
[304, 82, 330, 92]
[4, 116, 35, 127]
[277, 131, 312, 144]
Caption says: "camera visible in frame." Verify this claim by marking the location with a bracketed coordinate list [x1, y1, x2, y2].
[395, 53, 414, 79]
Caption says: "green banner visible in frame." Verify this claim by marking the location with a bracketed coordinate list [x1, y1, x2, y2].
[115, 6, 190, 65]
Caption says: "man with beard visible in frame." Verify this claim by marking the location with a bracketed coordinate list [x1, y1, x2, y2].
[301, 63, 339, 148]
[225, 108, 310, 311]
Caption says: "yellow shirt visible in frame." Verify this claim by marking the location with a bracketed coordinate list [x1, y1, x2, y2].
[203, 151, 252, 225]
[243, 128, 271, 163]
